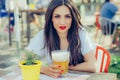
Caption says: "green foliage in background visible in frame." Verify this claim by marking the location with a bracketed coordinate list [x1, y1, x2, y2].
[108, 54, 120, 78]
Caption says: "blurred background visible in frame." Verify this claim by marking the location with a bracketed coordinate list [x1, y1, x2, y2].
[0, 0, 120, 79]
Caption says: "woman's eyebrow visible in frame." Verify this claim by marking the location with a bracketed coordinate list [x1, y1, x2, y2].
[66, 14, 71, 15]
[53, 13, 71, 15]
[53, 13, 60, 15]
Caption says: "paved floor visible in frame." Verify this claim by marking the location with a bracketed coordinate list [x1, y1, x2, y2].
[0, 42, 20, 77]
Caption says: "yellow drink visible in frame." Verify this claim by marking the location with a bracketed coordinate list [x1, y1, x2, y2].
[52, 50, 69, 75]
[53, 60, 69, 74]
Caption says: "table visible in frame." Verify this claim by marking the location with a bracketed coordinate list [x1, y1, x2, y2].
[21, 8, 46, 44]
[8, 8, 46, 46]
[0, 70, 117, 80]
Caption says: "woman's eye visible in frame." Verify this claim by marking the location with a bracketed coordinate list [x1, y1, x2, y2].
[54, 15, 60, 18]
[65, 15, 71, 18]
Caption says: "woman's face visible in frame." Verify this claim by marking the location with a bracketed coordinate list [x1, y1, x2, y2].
[52, 5, 72, 34]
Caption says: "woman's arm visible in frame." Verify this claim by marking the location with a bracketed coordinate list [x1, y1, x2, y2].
[69, 51, 96, 72]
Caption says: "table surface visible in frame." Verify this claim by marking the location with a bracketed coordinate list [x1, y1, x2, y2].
[0, 70, 117, 80]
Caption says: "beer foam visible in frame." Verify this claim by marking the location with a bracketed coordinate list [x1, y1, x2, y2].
[52, 51, 69, 62]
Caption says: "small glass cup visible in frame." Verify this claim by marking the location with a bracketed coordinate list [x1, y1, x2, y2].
[51, 50, 70, 75]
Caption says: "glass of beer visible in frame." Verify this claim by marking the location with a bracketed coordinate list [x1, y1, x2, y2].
[51, 50, 70, 75]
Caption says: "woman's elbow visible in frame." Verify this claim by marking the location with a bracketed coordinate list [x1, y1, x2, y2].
[91, 67, 97, 72]
[90, 63, 97, 72]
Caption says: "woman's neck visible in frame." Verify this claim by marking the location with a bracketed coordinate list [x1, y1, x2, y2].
[58, 32, 67, 40]
[58, 33, 68, 50]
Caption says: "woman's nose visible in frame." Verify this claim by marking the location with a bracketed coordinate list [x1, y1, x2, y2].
[60, 18, 65, 24]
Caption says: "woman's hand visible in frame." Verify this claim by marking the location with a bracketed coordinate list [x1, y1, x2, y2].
[40, 64, 62, 78]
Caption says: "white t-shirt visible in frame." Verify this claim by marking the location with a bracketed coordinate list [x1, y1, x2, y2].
[27, 28, 96, 65]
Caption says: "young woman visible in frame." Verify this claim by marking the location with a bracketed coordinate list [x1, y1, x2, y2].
[27, 0, 96, 78]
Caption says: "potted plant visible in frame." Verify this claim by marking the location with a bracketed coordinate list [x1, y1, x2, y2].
[19, 49, 42, 80]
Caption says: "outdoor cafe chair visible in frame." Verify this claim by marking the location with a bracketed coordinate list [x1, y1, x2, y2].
[94, 12, 101, 41]
[98, 17, 118, 48]
[95, 45, 111, 73]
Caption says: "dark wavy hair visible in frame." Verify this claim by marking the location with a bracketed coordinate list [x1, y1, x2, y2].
[44, 0, 84, 66]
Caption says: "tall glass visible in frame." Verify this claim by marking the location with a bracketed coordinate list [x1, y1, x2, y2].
[51, 50, 70, 75]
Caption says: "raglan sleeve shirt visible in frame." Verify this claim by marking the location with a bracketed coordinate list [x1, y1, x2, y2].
[79, 28, 96, 55]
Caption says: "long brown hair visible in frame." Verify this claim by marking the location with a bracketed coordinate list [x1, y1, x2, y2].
[44, 0, 84, 66]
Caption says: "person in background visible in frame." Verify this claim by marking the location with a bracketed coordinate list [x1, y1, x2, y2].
[100, 0, 120, 19]
[9, 13, 14, 32]
[27, 0, 96, 78]
[100, 0, 120, 48]
[0, 0, 14, 32]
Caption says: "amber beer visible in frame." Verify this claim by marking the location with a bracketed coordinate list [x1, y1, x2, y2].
[52, 50, 70, 75]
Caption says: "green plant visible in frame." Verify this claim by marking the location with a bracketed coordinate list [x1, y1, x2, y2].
[24, 50, 35, 65]
[19, 49, 42, 80]
[21, 49, 40, 65]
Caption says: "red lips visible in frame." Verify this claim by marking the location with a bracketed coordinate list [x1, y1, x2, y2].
[59, 26, 66, 30]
